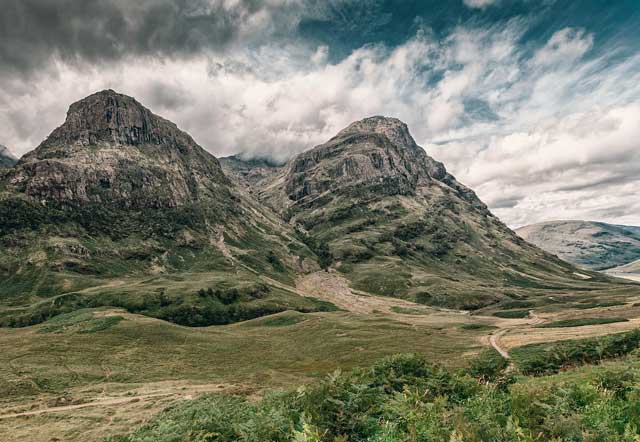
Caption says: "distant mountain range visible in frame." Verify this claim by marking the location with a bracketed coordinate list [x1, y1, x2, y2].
[0, 90, 625, 328]
[516, 221, 640, 270]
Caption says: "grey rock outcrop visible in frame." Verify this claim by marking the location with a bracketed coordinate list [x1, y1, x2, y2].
[283, 116, 484, 210]
[7, 90, 229, 209]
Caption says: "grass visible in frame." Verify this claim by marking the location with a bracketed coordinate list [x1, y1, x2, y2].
[39, 309, 123, 334]
[390, 306, 429, 315]
[0, 308, 483, 401]
[111, 352, 640, 442]
[573, 301, 626, 309]
[459, 323, 498, 331]
[257, 312, 307, 327]
[537, 317, 629, 328]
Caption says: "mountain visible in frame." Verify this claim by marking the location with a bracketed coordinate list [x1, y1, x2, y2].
[8, 90, 230, 208]
[0, 144, 17, 168]
[0, 99, 625, 323]
[516, 221, 640, 270]
[244, 116, 615, 309]
[0, 90, 328, 326]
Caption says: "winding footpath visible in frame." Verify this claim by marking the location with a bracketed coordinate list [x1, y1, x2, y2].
[489, 310, 545, 359]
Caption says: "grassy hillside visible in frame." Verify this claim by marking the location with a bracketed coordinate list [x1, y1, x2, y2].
[285, 191, 623, 310]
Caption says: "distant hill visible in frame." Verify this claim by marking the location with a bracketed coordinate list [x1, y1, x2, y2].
[612, 259, 640, 273]
[0, 145, 17, 168]
[516, 221, 640, 270]
[219, 154, 285, 194]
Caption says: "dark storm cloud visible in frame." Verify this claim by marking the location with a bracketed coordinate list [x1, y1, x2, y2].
[0, 0, 294, 76]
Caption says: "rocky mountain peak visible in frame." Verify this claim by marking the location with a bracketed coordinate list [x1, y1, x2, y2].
[335, 116, 418, 152]
[282, 117, 482, 210]
[38, 89, 196, 153]
[6, 90, 229, 208]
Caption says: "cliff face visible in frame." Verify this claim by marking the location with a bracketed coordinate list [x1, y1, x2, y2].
[283, 116, 483, 210]
[7, 90, 229, 209]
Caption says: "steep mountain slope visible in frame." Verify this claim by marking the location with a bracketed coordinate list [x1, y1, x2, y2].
[0, 90, 326, 324]
[0, 145, 17, 168]
[253, 116, 617, 309]
[516, 221, 640, 270]
[219, 155, 285, 193]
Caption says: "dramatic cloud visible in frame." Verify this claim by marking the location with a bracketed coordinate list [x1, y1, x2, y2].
[1, 1, 639, 227]
[0, 0, 309, 76]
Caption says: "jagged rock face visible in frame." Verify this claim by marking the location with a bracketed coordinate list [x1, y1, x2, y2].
[6, 90, 229, 209]
[284, 116, 484, 210]
[0, 145, 17, 168]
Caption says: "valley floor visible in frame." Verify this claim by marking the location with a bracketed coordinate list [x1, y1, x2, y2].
[1, 271, 639, 441]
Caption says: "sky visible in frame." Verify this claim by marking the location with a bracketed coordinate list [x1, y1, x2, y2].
[1, 0, 639, 228]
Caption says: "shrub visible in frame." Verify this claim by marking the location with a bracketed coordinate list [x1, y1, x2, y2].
[512, 329, 640, 375]
[493, 310, 530, 319]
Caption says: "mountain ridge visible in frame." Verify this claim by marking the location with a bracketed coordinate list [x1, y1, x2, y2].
[0, 92, 628, 324]
[516, 220, 640, 270]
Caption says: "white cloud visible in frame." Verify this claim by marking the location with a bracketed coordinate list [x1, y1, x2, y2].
[531, 28, 594, 67]
[463, 0, 497, 9]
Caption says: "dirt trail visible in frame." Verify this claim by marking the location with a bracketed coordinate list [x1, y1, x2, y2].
[489, 329, 511, 359]
[0, 393, 172, 420]
[489, 310, 546, 359]
[0, 382, 235, 421]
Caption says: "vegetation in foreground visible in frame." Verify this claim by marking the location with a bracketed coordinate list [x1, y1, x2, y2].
[512, 329, 640, 376]
[111, 351, 640, 442]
